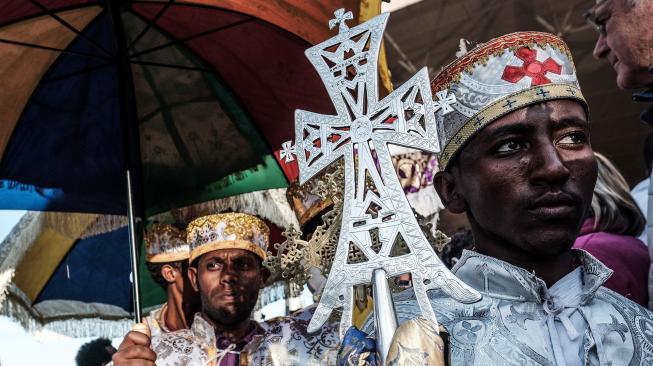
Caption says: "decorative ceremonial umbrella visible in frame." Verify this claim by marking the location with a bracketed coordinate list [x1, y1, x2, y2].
[0, 0, 388, 336]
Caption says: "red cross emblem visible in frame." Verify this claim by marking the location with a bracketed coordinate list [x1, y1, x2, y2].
[501, 47, 561, 86]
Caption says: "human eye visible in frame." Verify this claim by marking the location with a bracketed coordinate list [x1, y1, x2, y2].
[585, 6, 611, 36]
[493, 139, 526, 154]
[557, 131, 588, 146]
[206, 260, 222, 271]
[593, 11, 611, 35]
[596, 15, 610, 35]
[235, 259, 252, 271]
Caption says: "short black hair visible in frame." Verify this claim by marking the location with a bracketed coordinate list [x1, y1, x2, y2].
[146, 260, 184, 290]
[75, 338, 114, 366]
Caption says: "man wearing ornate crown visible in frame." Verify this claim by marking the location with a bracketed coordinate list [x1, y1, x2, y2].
[112, 212, 339, 366]
[142, 223, 199, 337]
[338, 32, 653, 365]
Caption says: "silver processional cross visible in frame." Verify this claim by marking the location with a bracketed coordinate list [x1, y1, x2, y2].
[284, 9, 480, 361]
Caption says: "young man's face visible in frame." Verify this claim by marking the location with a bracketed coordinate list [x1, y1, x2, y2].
[188, 248, 265, 327]
[590, 0, 653, 89]
[436, 100, 597, 259]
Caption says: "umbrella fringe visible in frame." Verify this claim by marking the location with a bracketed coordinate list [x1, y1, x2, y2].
[0, 212, 42, 273]
[42, 212, 129, 240]
[0, 212, 130, 276]
[0, 285, 132, 338]
[79, 215, 129, 239]
[0, 268, 14, 305]
[164, 188, 300, 229]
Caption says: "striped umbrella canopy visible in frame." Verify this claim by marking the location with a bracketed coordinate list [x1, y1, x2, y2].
[0, 0, 383, 336]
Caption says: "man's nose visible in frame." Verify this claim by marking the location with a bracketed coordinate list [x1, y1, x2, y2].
[220, 264, 238, 284]
[593, 33, 609, 60]
[530, 143, 571, 186]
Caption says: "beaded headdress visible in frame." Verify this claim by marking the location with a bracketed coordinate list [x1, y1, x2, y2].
[434, 31, 588, 169]
[144, 223, 189, 263]
[186, 212, 269, 263]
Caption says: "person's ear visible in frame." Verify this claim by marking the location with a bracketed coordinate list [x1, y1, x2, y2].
[187, 265, 199, 292]
[161, 264, 178, 284]
[433, 170, 467, 214]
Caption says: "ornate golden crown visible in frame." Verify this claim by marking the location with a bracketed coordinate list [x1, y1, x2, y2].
[186, 212, 269, 263]
[144, 223, 189, 263]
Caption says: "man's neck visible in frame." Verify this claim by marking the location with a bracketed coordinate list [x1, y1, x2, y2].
[164, 288, 188, 331]
[475, 243, 577, 288]
[201, 313, 253, 342]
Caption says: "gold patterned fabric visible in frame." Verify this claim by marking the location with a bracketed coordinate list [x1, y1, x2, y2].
[432, 31, 588, 169]
[145, 223, 189, 263]
[143, 304, 170, 338]
[386, 317, 446, 366]
[186, 213, 269, 263]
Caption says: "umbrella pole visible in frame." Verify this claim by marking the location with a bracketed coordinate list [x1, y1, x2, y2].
[126, 170, 142, 323]
[107, 0, 143, 323]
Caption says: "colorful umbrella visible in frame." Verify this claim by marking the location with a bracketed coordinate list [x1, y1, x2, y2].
[0, 0, 390, 336]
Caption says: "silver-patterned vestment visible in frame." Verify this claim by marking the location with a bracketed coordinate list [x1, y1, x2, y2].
[365, 249, 653, 365]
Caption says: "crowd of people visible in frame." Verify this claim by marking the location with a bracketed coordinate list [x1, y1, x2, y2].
[99, 0, 653, 365]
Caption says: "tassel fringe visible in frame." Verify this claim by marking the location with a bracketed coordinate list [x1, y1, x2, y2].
[0, 285, 132, 338]
[160, 188, 300, 228]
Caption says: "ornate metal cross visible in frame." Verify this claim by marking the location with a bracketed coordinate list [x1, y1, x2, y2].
[284, 9, 480, 355]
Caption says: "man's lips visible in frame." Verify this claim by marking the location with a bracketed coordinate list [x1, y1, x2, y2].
[213, 290, 238, 303]
[525, 192, 580, 217]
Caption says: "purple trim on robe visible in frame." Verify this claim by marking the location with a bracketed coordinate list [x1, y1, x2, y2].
[215, 321, 264, 366]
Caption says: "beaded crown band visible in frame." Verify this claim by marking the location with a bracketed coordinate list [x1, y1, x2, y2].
[186, 212, 269, 263]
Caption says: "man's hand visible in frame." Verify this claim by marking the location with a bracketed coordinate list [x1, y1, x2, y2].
[111, 330, 157, 366]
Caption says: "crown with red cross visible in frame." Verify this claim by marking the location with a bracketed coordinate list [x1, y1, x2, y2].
[501, 47, 562, 86]
[431, 31, 588, 170]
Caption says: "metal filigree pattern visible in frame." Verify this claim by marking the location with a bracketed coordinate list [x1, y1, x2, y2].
[292, 9, 480, 336]
[264, 201, 343, 286]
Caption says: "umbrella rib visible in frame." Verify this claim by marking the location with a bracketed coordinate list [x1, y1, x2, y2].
[129, 60, 212, 72]
[128, 18, 254, 59]
[136, 63, 196, 170]
[126, 0, 176, 52]
[0, 38, 111, 60]
[27, 0, 113, 58]
[138, 95, 215, 123]
[41, 62, 115, 83]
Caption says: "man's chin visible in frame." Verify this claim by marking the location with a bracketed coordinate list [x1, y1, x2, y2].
[204, 305, 250, 326]
[616, 67, 653, 90]
[521, 231, 576, 256]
